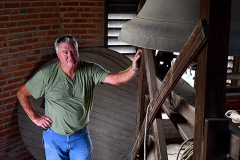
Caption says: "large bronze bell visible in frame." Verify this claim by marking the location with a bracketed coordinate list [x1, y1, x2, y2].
[119, 0, 240, 56]
[118, 0, 200, 52]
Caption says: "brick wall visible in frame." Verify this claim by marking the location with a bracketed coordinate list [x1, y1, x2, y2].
[0, 1, 105, 159]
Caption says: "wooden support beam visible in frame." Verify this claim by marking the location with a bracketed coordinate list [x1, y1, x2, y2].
[161, 101, 194, 141]
[135, 52, 148, 141]
[156, 77, 196, 127]
[194, 0, 231, 159]
[152, 118, 168, 160]
[144, 49, 158, 100]
[144, 48, 167, 160]
[131, 20, 208, 160]
[203, 119, 230, 160]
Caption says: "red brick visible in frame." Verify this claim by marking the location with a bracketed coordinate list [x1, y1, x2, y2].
[25, 14, 39, 19]
[76, 8, 84, 12]
[72, 19, 88, 23]
[18, 45, 32, 51]
[83, 35, 97, 39]
[8, 59, 24, 66]
[14, 151, 31, 160]
[9, 47, 18, 53]
[0, 36, 6, 41]
[3, 84, 19, 92]
[47, 30, 59, 35]
[72, 30, 88, 34]
[0, 16, 9, 21]
[6, 22, 16, 28]
[0, 55, 10, 61]
[32, 19, 45, 25]
[0, 29, 8, 34]
[52, 24, 60, 29]
[10, 53, 19, 59]
[84, 8, 91, 12]
[90, 19, 103, 23]
[11, 89, 19, 97]
[28, 8, 42, 14]
[0, 23, 5, 28]
[0, 61, 8, 67]
[19, 63, 33, 70]
[0, 48, 8, 55]
[80, 24, 96, 28]
[4, 66, 19, 73]
[9, 40, 24, 47]
[97, 2, 104, 6]
[0, 74, 11, 81]
[0, 115, 17, 127]
[46, 19, 59, 24]
[97, 13, 104, 18]
[25, 56, 38, 63]
[9, 28, 23, 34]
[0, 106, 5, 113]
[92, 8, 104, 12]
[4, 3, 20, 8]
[20, 2, 31, 7]
[24, 26, 37, 32]
[61, 19, 71, 23]
[4, 121, 18, 129]
[81, 13, 96, 17]
[0, 92, 10, 100]
[17, 21, 31, 26]
[11, 9, 20, 15]
[64, 13, 79, 17]
[12, 70, 27, 77]
[60, 8, 67, 12]
[63, 2, 79, 6]
[46, 2, 57, 6]
[25, 38, 38, 44]
[68, 8, 75, 12]
[40, 13, 53, 19]
[20, 32, 33, 38]
[80, 2, 96, 6]
[2, 10, 10, 15]
[10, 15, 25, 21]
[33, 43, 45, 49]
[2, 42, 7, 47]
[5, 104, 14, 110]
[64, 24, 79, 28]
[8, 77, 22, 84]
[32, 2, 45, 7]
[7, 34, 17, 41]
[89, 29, 103, 34]
[39, 36, 52, 42]
[35, 31, 46, 37]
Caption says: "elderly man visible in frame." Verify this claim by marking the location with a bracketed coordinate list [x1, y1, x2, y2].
[17, 35, 141, 160]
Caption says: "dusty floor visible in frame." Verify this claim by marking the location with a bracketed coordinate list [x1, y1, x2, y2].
[167, 143, 182, 160]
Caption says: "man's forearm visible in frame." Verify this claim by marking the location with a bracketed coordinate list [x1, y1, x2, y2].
[17, 84, 52, 129]
[17, 86, 39, 123]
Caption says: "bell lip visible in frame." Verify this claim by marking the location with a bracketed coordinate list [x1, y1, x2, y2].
[118, 16, 198, 52]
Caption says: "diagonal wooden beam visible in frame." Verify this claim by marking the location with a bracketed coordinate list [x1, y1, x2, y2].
[131, 19, 208, 160]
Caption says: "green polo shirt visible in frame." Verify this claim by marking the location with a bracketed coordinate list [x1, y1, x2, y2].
[26, 60, 109, 135]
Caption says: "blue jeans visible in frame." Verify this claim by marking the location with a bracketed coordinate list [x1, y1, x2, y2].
[42, 126, 93, 160]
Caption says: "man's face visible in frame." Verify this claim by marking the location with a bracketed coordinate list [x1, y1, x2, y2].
[57, 42, 79, 69]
